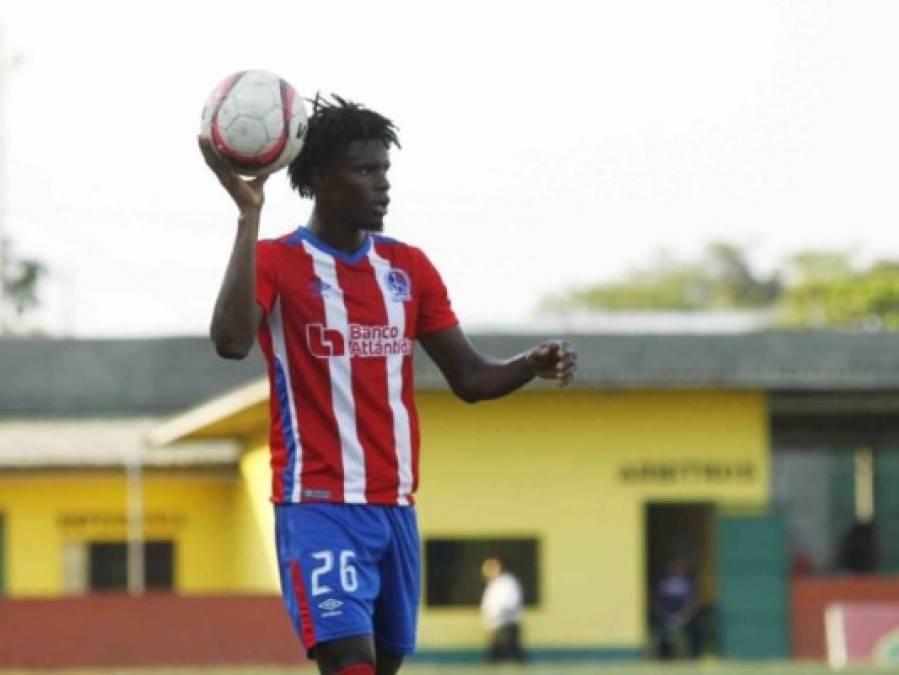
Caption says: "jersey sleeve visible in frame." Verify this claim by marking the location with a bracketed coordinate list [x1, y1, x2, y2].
[255, 240, 279, 317]
[414, 247, 458, 335]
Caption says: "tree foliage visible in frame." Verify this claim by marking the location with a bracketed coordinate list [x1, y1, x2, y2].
[1, 239, 47, 333]
[542, 242, 780, 312]
[780, 255, 899, 329]
[543, 243, 899, 330]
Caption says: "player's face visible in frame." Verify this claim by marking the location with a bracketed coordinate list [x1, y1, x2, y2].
[323, 140, 391, 232]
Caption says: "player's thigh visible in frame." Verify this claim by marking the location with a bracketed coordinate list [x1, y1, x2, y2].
[313, 634, 376, 674]
[372, 506, 420, 655]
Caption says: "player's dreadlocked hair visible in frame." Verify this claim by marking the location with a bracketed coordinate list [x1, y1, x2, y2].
[288, 94, 400, 198]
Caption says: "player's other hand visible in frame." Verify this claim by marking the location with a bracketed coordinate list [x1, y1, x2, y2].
[526, 340, 577, 387]
[198, 135, 268, 215]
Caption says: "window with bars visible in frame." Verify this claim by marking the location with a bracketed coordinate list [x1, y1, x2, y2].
[86, 540, 174, 591]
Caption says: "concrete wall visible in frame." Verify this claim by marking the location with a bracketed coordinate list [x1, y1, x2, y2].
[0, 595, 304, 668]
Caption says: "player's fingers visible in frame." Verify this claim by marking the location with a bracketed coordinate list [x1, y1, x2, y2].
[556, 352, 577, 378]
[558, 370, 575, 387]
[198, 136, 231, 179]
[198, 136, 239, 183]
[549, 344, 574, 369]
[545, 340, 569, 363]
[198, 135, 221, 163]
[530, 345, 550, 364]
[198, 136, 216, 167]
[205, 156, 247, 199]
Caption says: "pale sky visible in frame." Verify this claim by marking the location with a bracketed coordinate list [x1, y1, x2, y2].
[2, 0, 899, 336]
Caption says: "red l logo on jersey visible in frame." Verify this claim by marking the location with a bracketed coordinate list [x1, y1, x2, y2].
[306, 324, 345, 358]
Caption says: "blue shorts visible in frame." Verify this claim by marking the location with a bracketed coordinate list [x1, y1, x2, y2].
[275, 503, 420, 656]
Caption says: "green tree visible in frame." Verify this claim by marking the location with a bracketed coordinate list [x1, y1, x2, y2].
[1, 239, 47, 333]
[541, 242, 779, 312]
[542, 243, 899, 331]
[779, 254, 899, 329]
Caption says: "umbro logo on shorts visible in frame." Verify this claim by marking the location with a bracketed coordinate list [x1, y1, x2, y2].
[318, 598, 344, 617]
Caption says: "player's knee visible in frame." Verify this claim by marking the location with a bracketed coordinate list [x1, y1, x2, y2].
[375, 649, 404, 675]
[314, 635, 377, 675]
[335, 664, 375, 675]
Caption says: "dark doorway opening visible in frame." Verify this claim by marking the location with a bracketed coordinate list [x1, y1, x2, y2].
[645, 502, 716, 659]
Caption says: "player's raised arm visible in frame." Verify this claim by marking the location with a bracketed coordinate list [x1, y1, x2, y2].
[199, 135, 267, 359]
[418, 326, 577, 403]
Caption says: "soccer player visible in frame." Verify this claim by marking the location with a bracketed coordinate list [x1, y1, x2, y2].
[199, 95, 577, 675]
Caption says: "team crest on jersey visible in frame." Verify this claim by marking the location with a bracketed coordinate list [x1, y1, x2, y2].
[385, 268, 411, 302]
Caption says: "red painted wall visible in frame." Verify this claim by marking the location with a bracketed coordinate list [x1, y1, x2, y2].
[792, 577, 899, 659]
[0, 595, 308, 668]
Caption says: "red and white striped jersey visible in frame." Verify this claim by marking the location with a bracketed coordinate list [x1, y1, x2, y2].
[255, 227, 458, 506]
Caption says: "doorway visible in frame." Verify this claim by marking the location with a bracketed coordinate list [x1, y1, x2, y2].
[645, 502, 715, 657]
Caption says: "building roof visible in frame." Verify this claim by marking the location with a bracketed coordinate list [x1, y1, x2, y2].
[3, 331, 899, 422]
[456, 332, 899, 391]
[0, 419, 239, 469]
[4, 332, 899, 465]
[0, 336, 265, 418]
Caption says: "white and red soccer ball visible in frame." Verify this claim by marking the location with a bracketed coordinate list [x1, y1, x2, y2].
[200, 69, 308, 176]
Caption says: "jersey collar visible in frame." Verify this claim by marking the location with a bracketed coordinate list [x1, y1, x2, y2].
[289, 227, 372, 264]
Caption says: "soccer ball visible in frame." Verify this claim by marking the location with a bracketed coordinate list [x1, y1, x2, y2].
[200, 70, 308, 176]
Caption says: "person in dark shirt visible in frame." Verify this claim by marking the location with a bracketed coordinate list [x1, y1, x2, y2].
[838, 521, 879, 573]
[651, 557, 703, 659]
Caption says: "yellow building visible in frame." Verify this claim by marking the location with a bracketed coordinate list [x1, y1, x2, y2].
[4, 333, 899, 662]
[148, 382, 768, 659]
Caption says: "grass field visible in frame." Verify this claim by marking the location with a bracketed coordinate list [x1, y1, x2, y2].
[0, 664, 890, 675]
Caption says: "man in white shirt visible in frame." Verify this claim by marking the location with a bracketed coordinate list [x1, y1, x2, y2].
[480, 557, 525, 662]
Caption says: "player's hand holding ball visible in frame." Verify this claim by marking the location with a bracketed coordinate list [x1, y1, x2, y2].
[198, 69, 308, 214]
[526, 340, 577, 386]
[198, 135, 269, 215]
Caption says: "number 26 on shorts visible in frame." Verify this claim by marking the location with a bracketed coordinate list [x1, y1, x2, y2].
[310, 549, 358, 595]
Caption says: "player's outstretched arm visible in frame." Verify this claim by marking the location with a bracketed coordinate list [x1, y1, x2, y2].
[419, 326, 577, 403]
[199, 136, 266, 359]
